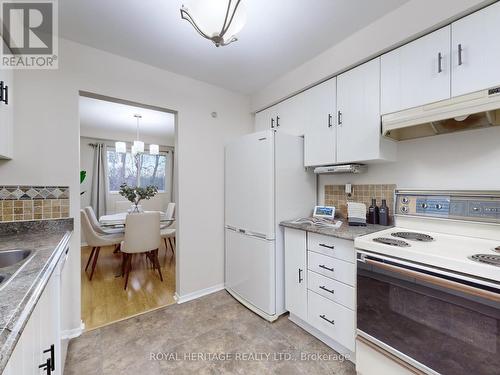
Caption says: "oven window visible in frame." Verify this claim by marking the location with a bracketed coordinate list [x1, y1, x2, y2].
[357, 262, 500, 375]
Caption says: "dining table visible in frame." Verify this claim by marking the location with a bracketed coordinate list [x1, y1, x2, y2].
[99, 211, 175, 228]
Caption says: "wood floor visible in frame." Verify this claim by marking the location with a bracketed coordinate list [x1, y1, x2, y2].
[81, 242, 176, 331]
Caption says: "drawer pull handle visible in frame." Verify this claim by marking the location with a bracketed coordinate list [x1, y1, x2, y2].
[319, 264, 334, 272]
[319, 285, 335, 294]
[319, 243, 335, 250]
[298, 268, 303, 283]
[320, 314, 335, 325]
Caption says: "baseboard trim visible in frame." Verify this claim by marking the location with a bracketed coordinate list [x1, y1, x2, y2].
[174, 283, 225, 304]
[289, 313, 356, 363]
[61, 321, 85, 340]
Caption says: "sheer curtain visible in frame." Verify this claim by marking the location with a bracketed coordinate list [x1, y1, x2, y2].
[90, 143, 108, 218]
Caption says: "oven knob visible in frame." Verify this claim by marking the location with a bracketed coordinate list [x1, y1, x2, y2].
[400, 206, 409, 214]
[401, 197, 409, 204]
[421, 203, 428, 209]
[435, 204, 443, 210]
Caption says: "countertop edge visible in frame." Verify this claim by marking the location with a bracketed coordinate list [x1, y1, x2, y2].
[0, 230, 72, 373]
[280, 220, 391, 241]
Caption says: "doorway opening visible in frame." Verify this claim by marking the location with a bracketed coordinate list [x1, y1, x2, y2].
[78, 92, 178, 331]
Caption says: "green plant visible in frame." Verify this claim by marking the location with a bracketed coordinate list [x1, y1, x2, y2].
[80, 170, 87, 196]
[119, 183, 158, 206]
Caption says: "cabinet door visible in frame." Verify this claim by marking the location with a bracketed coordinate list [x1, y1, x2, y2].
[451, 2, 500, 97]
[284, 228, 307, 321]
[254, 107, 275, 132]
[274, 91, 306, 136]
[381, 26, 451, 114]
[303, 78, 336, 166]
[337, 58, 381, 163]
[0, 67, 13, 159]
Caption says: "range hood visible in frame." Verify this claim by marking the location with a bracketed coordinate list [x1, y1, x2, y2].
[382, 87, 500, 141]
[313, 164, 366, 174]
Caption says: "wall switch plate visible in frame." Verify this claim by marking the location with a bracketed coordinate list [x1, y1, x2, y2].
[345, 183, 352, 194]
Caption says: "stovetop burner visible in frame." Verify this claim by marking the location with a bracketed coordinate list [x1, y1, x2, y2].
[469, 254, 500, 267]
[391, 232, 434, 242]
[373, 237, 410, 247]
[494, 246, 500, 253]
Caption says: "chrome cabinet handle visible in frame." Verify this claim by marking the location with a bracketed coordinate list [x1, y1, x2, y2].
[0, 81, 8, 105]
[328, 114, 333, 128]
[320, 314, 335, 325]
[319, 264, 334, 272]
[438, 52, 443, 73]
[319, 285, 335, 294]
[319, 243, 334, 250]
[298, 268, 303, 283]
[276, 116, 280, 127]
[458, 44, 463, 66]
[337, 110, 342, 126]
[271, 118, 275, 129]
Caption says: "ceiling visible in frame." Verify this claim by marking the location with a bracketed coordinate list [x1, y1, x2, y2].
[79, 96, 175, 141]
[60, 0, 409, 94]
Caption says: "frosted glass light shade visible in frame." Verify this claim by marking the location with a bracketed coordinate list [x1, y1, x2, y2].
[133, 140, 144, 153]
[182, 0, 246, 45]
[115, 141, 126, 153]
[150, 144, 159, 155]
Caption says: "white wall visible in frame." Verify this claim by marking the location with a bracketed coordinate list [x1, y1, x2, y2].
[318, 127, 500, 204]
[0, 39, 252, 338]
[80, 127, 175, 147]
[251, 0, 493, 111]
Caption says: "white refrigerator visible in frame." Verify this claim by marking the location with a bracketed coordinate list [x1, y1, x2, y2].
[225, 130, 316, 321]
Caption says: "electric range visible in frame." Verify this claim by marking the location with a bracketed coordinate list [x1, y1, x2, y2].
[354, 190, 500, 375]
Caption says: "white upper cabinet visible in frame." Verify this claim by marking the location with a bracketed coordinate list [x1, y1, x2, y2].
[303, 78, 336, 167]
[381, 26, 451, 115]
[254, 92, 306, 135]
[338, 58, 395, 164]
[451, 1, 500, 97]
[0, 66, 13, 159]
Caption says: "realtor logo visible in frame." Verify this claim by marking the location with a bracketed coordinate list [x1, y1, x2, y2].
[1, 0, 58, 69]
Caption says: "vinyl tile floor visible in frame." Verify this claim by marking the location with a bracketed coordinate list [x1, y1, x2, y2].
[64, 290, 356, 375]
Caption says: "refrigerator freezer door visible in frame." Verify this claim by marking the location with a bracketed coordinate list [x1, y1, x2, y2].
[225, 130, 275, 239]
[225, 228, 276, 315]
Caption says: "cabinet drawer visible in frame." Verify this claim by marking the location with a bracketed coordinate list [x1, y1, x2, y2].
[308, 251, 355, 286]
[307, 233, 355, 263]
[307, 271, 355, 310]
[308, 291, 355, 351]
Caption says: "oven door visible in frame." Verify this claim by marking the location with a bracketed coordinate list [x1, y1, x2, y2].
[357, 251, 500, 375]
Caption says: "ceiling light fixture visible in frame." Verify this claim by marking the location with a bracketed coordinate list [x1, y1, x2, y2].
[150, 144, 159, 155]
[180, 0, 247, 47]
[133, 114, 145, 154]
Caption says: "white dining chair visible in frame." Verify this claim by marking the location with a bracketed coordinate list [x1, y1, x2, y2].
[165, 202, 176, 220]
[84, 206, 124, 235]
[81, 210, 124, 281]
[121, 211, 162, 290]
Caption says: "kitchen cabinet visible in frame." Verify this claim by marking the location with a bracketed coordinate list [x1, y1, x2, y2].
[303, 78, 336, 167]
[284, 228, 308, 321]
[0, 66, 13, 159]
[381, 26, 451, 115]
[284, 229, 356, 357]
[2, 257, 64, 375]
[255, 93, 306, 136]
[451, 1, 500, 97]
[337, 58, 396, 164]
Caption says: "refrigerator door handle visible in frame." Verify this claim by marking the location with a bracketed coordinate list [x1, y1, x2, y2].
[226, 226, 237, 231]
[245, 231, 269, 240]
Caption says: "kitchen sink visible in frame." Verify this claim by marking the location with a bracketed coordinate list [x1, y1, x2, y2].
[0, 250, 32, 268]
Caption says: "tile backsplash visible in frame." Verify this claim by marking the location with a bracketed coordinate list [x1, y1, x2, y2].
[324, 184, 396, 219]
[0, 186, 70, 222]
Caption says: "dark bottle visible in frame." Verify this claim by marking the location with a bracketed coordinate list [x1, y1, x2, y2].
[368, 198, 379, 224]
[379, 199, 390, 226]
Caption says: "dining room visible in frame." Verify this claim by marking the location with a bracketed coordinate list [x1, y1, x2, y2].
[79, 93, 178, 330]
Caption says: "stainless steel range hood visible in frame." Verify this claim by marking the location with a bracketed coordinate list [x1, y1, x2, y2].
[382, 87, 500, 141]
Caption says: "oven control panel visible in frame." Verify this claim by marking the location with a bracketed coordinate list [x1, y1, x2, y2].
[396, 191, 500, 223]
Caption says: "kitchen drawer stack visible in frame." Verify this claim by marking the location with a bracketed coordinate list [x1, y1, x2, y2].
[284, 228, 356, 357]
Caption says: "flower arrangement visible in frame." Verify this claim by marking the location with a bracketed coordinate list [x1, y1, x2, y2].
[119, 183, 158, 212]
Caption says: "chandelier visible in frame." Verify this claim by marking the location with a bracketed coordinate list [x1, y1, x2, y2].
[180, 0, 247, 47]
[114, 114, 159, 155]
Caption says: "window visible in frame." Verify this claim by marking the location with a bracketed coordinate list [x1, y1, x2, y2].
[107, 150, 168, 192]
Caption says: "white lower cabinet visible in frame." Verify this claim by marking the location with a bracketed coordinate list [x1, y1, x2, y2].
[284, 228, 356, 356]
[2, 260, 64, 375]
